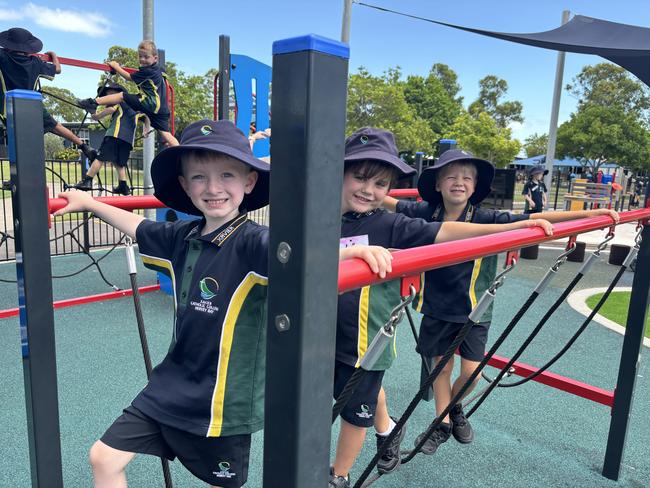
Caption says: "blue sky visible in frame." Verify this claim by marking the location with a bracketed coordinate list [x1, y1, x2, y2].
[2, 0, 650, 143]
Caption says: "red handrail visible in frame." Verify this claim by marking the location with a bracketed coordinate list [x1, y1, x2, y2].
[48, 195, 165, 213]
[338, 208, 650, 293]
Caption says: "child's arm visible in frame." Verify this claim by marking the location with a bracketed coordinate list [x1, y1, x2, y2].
[107, 61, 132, 81]
[91, 106, 118, 121]
[436, 219, 553, 243]
[45, 51, 61, 74]
[529, 208, 619, 224]
[54, 191, 144, 239]
[340, 245, 393, 279]
[382, 196, 399, 212]
[542, 190, 548, 207]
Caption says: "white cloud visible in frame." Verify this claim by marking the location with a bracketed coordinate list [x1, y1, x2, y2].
[0, 3, 111, 38]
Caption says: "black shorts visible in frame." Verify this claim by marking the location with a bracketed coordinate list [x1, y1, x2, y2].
[333, 360, 385, 428]
[123, 93, 170, 132]
[101, 406, 251, 487]
[417, 316, 490, 362]
[98, 136, 132, 167]
[42, 108, 57, 133]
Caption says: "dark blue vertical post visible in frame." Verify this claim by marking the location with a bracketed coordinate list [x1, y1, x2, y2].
[218, 35, 230, 121]
[264, 35, 349, 488]
[602, 183, 650, 480]
[7, 90, 62, 487]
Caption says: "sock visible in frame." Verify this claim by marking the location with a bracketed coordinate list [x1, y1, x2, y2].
[377, 417, 396, 437]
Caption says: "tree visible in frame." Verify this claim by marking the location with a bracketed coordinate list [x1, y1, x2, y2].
[429, 63, 463, 105]
[556, 105, 650, 173]
[444, 111, 521, 167]
[403, 67, 462, 136]
[468, 75, 523, 128]
[44, 132, 64, 159]
[41, 86, 84, 123]
[347, 67, 436, 155]
[566, 63, 650, 122]
[523, 133, 548, 158]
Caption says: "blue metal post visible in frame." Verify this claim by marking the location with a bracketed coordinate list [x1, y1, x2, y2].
[264, 35, 349, 488]
[7, 89, 62, 487]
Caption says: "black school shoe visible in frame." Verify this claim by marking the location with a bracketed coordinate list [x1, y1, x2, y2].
[77, 98, 98, 113]
[414, 423, 451, 455]
[79, 143, 98, 162]
[376, 417, 406, 474]
[113, 181, 131, 196]
[450, 403, 474, 443]
[75, 176, 93, 191]
[329, 468, 350, 488]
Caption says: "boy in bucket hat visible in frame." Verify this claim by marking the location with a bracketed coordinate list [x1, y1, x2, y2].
[330, 131, 554, 487]
[523, 165, 549, 213]
[75, 82, 138, 195]
[383, 150, 618, 458]
[56, 119, 386, 487]
[0, 27, 98, 161]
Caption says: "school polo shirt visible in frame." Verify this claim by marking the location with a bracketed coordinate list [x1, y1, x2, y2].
[105, 102, 137, 145]
[396, 200, 529, 323]
[132, 214, 269, 437]
[338, 209, 441, 371]
[130, 63, 169, 115]
[522, 180, 547, 212]
[0, 50, 55, 117]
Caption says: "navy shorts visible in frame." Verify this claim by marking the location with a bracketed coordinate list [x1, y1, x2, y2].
[123, 92, 170, 132]
[417, 315, 490, 362]
[42, 108, 57, 133]
[101, 405, 251, 487]
[333, 360, 385, 428]
[98, 136, 132, 167]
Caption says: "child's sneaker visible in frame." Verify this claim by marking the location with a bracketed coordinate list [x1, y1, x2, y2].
[329, 468, 350, 488]
[75, 176, 93, 191]
[376, 417, 406, 474]
[450, 403, 474, 443]
[113, 181, 131, 196]
[414, 423, 451, 455]
[79, 143, 98, 162]
[77, 98, 98, 113]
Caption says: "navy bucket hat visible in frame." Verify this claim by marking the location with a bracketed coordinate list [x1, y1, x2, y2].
[529, 165, 549, 177]
[0, 28, 43, 54]
[417, 149, 495, 205]
[151, 119, 270, 215]
[344, 127, 416, 177]
[97, 82, 125, 97]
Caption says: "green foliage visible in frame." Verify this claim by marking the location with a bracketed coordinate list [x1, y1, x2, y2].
[523, 132, 549, 158]
[54, 147, 80, 161]
[556, 105, 650, 172]
[444, 112, 521, 167]
[566, 63, 650, 122]
[468, 75, 523, 128]
[429, 63, 463, 105]
[346, 67, 436, 155]
[44, 133, 64, 159]
[42, 86, 84, 123]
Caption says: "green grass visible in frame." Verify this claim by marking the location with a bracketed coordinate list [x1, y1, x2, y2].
[586, 291, 650, 338]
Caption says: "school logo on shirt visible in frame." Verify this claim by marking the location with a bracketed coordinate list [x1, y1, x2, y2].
[213, 461, 236, 479]
[190, 277, 220, 315]
[356, 404, 373, 419]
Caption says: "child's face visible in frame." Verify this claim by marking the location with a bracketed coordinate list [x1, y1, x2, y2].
[179, 154, 258, 227]
[341, 164, 393, 214]
[435, 163, 477, 207]
[532, 172, 543, 181]
[138, 48, 158, 67]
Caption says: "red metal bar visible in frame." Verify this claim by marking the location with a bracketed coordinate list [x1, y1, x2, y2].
[486, 353, 614, 407]
[49, 195, 166, 213]
[338, 208, 650, 293]
[0, 284, 160, 319]
[388, 189, 419, 199]
[400, 275, 420, 297]
[36, 54, 137, 74]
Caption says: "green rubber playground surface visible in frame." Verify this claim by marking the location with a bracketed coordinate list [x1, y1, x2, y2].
[0, 247, 648, 487]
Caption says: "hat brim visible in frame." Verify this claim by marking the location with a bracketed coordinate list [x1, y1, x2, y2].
[417, 157, 495, 205]
[97, 85, 125, 97]
[151, 144, 270, 215]
[0, 31, 42, 54]
[530, 168, 549, 176]
[344, 150, 415, 176]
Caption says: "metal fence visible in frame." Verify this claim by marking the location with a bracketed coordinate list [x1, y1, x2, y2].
[0, 157, 269, 262]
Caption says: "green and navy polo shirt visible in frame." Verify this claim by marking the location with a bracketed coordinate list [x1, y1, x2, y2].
[396, 200, 529, 323]
[104, 102, 138, 146]
[338, 209, 441, 371]
[132, 214, 268, 437]
[0, 49, 55, 118]
[130, 63, 169, 115]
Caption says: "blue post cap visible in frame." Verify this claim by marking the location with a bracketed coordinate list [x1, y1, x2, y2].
[439, 139, 456, 144]
[6, 89, 42, 101]
[273, 34, 349, 59]
[416, 151, 424, 155]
